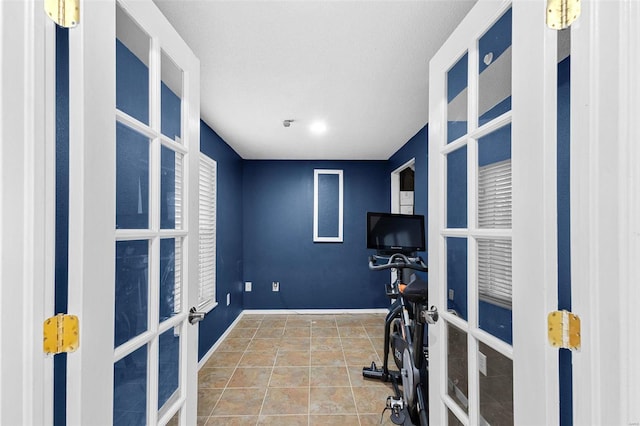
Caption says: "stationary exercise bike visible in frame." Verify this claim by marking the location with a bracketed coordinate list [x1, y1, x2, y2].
[363, 253, 438, 426]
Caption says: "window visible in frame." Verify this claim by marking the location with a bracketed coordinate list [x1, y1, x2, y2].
[198, 154, 217, 311]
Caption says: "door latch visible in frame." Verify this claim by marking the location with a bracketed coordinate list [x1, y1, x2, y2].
[188, 307, 205, 325]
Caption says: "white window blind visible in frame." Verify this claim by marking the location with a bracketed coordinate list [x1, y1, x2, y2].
[478, 239, 512, 309]
[174, 151, 183, 229]
[478, 159, 512, 229]
[478, 158, 512, 309]
[198, 154, 217, 311]
[173, 154, 183, 313]
[171, 238, 182, 314]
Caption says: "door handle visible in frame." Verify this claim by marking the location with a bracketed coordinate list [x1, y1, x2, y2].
[421, 305, 439, 325]
[188, 307, 206, 325]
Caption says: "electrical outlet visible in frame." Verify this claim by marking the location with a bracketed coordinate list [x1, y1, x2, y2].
[226, 293, 230, 306]
[479, 351, 487, 376]
[245, 281, 252, 292]
[448, 289, 455, 300]
[272, 281, 279, 292]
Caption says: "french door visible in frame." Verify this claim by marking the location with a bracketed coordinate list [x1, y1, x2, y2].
[66, 0, 200, 424]
[428, 1, 560, 424]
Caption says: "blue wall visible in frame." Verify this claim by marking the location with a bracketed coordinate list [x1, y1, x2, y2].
[388, 125, 429, 286]
[557, 56, 572, 426]
[198, 123, 245, 359]
[388, 125, 428, 219]
[242, 160, 390, 309]
[54, 26, 69, 426]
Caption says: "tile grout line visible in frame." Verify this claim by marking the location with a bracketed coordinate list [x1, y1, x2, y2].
[342, 317, 364, 426]
[204, 321, 252, 424]
[308, 316, 315, 426]
[255, 317, 279, 426]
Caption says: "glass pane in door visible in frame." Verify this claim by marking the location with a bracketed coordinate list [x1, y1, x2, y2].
[115, 240, 149, 347]
[158, 327, 180, 410]
[167, 411, 180, 425]
[447, 323, 469, 413]
[116, 6, 150, 125]
[116, 123, 150, 229]
[478, 8, 512, 126]
[159, 238, 181, 321]
[160, 146, 183, 229]
[447, 147, 468, 229]
[478, 341, 513, 425]
[448, 408, 465, 426]
[447, 237, 468, 320]
[161, 49, 183, 141]
[478, 124, 512, 229]
[447, 52, 469, 143]
[114, 345, 148, 425]
[478, 239, 513, 344]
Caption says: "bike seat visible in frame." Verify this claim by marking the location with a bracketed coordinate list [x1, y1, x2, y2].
[401, 274, 428, 303]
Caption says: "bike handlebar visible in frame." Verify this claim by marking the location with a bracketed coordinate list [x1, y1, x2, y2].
[368, 253, 428, 272]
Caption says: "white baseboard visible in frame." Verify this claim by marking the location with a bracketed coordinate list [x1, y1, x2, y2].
[242, 308, 388, 315]
[197, 313, 245, 369]
[198, 308, 388, 369]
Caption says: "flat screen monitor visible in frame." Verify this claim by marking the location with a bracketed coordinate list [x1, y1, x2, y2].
[366, 212, 425, 254]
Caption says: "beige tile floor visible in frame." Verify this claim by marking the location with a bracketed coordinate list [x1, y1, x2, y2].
[198, 313, 398, 425]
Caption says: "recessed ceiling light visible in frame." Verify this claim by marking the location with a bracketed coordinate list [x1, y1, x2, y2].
[310, 121, 327, 135]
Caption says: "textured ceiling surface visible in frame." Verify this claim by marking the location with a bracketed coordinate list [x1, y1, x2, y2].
[153, 1, 476, 159]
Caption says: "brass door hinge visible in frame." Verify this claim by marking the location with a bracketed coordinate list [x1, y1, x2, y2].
[547, 310, 581, 350]
[44, 0, 79, 28]
[546, 0, 581, 30]
[43, 314, 79, 355]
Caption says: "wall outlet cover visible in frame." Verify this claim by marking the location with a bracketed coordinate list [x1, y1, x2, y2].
[245, 281, 252, 292]
[272, 281, 279, 292]
[479, 351, 487, 376]
[226, 293, 230, 306]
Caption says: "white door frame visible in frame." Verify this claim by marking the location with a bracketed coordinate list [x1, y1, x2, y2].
[66, 0, 117, 422]
[0, 1, 55, 424]
[428, 0, 560, 424]
[66, 0, 200, 423]
[571, 0, 640, 424]
[511, 1, 560, 424]
[391, 158, 415, 214]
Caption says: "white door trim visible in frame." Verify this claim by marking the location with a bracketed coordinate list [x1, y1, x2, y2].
[571, 0, 640, 424]
[0, 0, 55, 424]
[390, 158, 415, 214]
[511, 1, 560, 424]
[66, 0, 117, 423]
[623, 3, 640, 421]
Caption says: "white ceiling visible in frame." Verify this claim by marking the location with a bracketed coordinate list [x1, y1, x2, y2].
[152, 0, 476, 160]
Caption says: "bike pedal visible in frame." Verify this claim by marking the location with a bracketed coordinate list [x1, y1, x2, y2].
[389, 410, 406, 425]
[386, 396, 406, 425]
[386, 395, 404, 410]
